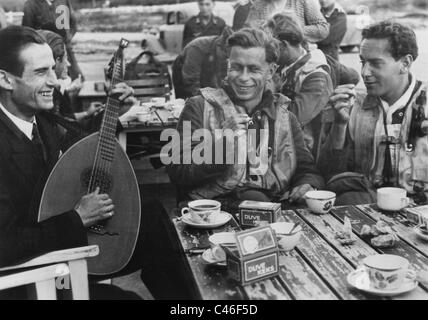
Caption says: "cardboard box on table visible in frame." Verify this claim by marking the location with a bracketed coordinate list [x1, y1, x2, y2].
[224, 226, 279, 286]
[238, 201, 282, 227]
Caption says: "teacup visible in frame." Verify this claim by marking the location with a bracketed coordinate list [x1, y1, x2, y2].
[270, 222, 302, 251]
[305, 190, 336, 214]
[362, 254, 417, 290]
[377, 188, 410, 211]
[136, 111, 151, 122]
[181, 199, 221, 222]
[209, 232, 236, 261]
[151, 97, 166, 107]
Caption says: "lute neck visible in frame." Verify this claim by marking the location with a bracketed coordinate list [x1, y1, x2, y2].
[88, 38, 129, 194]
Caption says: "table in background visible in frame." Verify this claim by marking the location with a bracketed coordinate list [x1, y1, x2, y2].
[77, 80, 107, 109]
[171, 204, 428, 300]
[118, 120, 177, 153]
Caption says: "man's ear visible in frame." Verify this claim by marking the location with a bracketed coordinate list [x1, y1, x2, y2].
[266, 63, 278, 80]
[400, 54, 413, 74]
[0, 70, 13, 91]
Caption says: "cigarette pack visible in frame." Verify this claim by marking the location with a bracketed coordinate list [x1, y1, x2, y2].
[225, 226, 279, 285]
[404, 205, 428, 225]
[238, 201, 281, 227]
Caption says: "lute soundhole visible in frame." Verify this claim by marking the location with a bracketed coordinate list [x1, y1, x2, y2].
[81, 167, 113, 194]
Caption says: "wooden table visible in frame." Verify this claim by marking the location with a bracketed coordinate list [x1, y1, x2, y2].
[118, 120, 177, 152]
[77, 80, 107, 109]
[171, 204, 428, 300]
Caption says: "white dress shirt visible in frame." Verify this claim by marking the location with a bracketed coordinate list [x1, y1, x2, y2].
[0, 102, 36, 140]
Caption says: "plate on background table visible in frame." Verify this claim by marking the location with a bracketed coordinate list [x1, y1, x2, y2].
[347, 268, 418, 297]
[181, 211, 232, 229]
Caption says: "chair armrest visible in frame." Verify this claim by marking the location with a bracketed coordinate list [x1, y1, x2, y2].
[0, 245, 99, 272]
[0, 263, 70, 291]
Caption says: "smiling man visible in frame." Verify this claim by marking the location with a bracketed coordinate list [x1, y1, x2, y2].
[0, 25, 129, 266]
[318, 21, 428, 205]
[168, 28, 324, 209]
[0, 26, 151, 300]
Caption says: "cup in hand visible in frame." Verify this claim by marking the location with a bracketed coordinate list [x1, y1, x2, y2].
[377, 188, 410, 211]
[362, 254, 417, 290]
[181, 199, 221, 222]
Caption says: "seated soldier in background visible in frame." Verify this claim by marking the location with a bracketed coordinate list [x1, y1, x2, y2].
[317, 0, 347, 61]
[265, 13, 333, 157]
[172, 26, 233, 99]
[318, 21, 428, 206]
[167, 28, 324, 210]
[182, 0, 226, 47]
[265, 12, 359, 159]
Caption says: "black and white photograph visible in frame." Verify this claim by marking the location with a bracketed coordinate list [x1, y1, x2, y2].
[0, 0, 428, 308]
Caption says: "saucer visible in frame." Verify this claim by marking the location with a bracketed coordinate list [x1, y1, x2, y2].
[347, 268, 418, 297]
[201, 249, 227, 266]
[414, 226, 428, 241]
[181, 211, 232, 229]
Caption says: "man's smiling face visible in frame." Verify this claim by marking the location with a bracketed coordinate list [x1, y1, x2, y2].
[360, 38, 404, 100]
[10, 43, 58, 117]
[227, 46, 274, 109]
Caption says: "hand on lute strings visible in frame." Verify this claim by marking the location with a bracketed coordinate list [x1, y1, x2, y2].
[74, 187, 115, 227]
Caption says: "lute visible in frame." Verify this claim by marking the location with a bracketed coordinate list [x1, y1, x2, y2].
[38, 39, 141, 276]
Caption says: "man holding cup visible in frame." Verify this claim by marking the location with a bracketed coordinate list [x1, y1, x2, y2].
[318, 21, 428, 206]
[167, 28, 324, 210]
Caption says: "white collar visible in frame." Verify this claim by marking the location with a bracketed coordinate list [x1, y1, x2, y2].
[380, 74, 416, 124]
[0, 102, 36, 140]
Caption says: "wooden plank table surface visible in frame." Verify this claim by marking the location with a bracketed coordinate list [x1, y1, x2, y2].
[171, 205, 428, 300]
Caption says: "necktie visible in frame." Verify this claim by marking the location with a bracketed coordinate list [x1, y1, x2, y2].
[32, 122, 47, 163]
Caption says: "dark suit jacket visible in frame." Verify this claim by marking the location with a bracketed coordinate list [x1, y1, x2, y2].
[0, 108, 87, 268]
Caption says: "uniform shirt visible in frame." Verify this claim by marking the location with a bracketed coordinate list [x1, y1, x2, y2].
[182, 13, 226, 47]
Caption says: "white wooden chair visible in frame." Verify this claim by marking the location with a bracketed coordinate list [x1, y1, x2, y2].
[0, 245, 99, 300]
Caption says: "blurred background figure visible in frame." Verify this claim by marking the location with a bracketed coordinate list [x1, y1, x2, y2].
[232, 0, 253, 31]
[38, 30, 103, 123]
[22, 0, 83, 81]
[173, 26, 233, 99]
[0, 5, 7, 29]
[243, 0, 329, 43]
[182, 0, 226, 47]
[317, 0, 347, 61]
